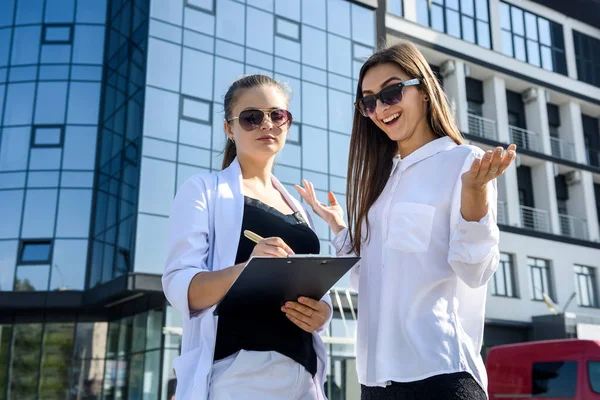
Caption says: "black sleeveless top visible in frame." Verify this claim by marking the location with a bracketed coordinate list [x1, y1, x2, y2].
[213, 197, 321, 375]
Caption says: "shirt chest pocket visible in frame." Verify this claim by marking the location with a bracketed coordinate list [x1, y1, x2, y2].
[386, 202, 436, 253]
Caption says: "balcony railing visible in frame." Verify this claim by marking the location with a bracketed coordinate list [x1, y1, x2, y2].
[587, 147, 600, 168]
[520, 205, 550, 233]
[497, 200, 507, 225]
[559, 214, 588, 241]
[510, 126, 542, 153]
[550, 137, 576, 162]
[468, 114, 498, 141]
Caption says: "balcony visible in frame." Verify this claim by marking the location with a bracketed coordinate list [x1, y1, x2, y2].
[550, 137, 576, 162]
[509, 126, 542, 153]
[587, 147, 600, 168]
[559, 214, 588, 240]
[468, 114, 498, 141]
[497, 200, 507, 225]
[520, 205, 550, 233]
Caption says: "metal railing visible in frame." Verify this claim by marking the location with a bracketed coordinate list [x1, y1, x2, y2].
[550, 137, 576, 162]
[510, 126, 542, 153]
[587, 147, 600, 168]
[497, 200, 507, 225]
[468, 114, 498, 141]
[559, 214, 588, 241]
[520, 205, 550, 233]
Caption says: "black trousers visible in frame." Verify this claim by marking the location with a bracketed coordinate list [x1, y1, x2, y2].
[361, 372, 487, 400]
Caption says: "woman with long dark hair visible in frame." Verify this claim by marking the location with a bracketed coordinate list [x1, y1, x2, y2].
[297, 42, 516, 399]
[163, 74, 331, 400]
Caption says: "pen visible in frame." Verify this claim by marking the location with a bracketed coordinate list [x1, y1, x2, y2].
[243, 230, 264, 244]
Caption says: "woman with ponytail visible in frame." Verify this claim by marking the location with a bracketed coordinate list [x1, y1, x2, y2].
[163, 74, 332, 400]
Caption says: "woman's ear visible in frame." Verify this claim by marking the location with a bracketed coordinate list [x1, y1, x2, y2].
[223, 121, 234, 141]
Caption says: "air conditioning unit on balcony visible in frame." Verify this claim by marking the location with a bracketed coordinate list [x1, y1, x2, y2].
[440, 60, 455, 78]
[565, 170, 582, 186]
[522, 87, 538, 104]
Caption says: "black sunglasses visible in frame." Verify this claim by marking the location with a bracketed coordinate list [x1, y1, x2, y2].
[227, 109, 293, 131]
[355, 78, 421, 117]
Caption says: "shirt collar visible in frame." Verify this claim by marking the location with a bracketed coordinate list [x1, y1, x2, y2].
[391, 136, 458, 174]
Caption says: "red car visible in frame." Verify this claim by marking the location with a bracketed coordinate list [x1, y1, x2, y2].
[486, 339, 600, 399]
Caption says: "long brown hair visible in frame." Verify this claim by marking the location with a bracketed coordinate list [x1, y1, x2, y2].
[346, 42, 464, 256]
[221, 74, 290, 170]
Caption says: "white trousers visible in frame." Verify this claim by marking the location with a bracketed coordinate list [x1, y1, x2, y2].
[208, 350, 319, 400]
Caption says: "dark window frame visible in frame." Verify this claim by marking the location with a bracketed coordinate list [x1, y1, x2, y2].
[42, 24, 74, 45]
[180, 95, 212, 125]
[275, 16, 301, 42]
[185, 0, 216, 15]
[18, 239, 54, 266]
[491, 252, 518, 298]
[573, 30, 600, 88]
[30, 125, 65, 148]
[528, 257, 554, 302]
[416, 0, 491, 48]
[574, 264, 598, 308]
[499, 2, 567, 75]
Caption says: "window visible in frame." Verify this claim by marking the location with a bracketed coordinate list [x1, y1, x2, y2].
[590, 362, 600, 394]
[499, 2, 566, 74]
[415, 0, 490, 48]
[186, 0, 215, 14]
[276, 17, 300, 41]
[388, 0, 403, 17]
[19, 240, 53, 265]
[31, 125, 64, 148]
[491, 253, 517, 297]
[42, 24, 73, 44]
[547, 103, 560, 138]
[528, 257, 553, 301]
[573, 30, 600, 88]
[531, 361, 577, 397]
[180, 95, 211, 124]
[466, 77, 484, 116]
[574, 265, 598, 307]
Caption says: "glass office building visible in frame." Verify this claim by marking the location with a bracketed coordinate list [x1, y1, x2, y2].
[0, 0, 371, 398]
[2, 0, 600, 399]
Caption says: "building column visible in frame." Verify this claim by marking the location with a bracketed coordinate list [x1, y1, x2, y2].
[561, 101, 587, 164]
[563, 23, 578, 80]
[560, 101, 600, 241]
[523, 87, 561, 235]
[488, 0, 503, 54]
[440, 59, 469, 133]
[482, 76, 521, 227]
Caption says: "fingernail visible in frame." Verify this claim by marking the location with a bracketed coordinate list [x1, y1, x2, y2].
[474, 158, 481, 164]
[509, 150, 515, 157]
[496, 148, 503, 154]
[281, 307, 286, 312]
[299, 297, 305, 302]
[484, 152, 492, 158]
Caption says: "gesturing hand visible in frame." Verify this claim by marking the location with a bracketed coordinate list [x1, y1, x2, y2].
[295, 179, 346, 234]
[462, 144, 517, 189]
[281, 297, 331, 333]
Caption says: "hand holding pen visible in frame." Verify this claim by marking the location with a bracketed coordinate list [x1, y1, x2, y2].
[244, 231, 330, 332]
[244, 230, 295, 258]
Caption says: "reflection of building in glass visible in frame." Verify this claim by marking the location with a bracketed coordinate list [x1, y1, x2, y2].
[1, 0, 600, 398]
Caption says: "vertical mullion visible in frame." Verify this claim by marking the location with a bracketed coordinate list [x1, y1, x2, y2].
[3, 318, 15, 400]
[502, 258, 508, 296]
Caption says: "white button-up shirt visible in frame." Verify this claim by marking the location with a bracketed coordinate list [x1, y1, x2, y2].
[333, 136, 500, 391]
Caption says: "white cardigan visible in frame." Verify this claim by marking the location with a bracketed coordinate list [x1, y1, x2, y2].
[162, 158, 332, 400]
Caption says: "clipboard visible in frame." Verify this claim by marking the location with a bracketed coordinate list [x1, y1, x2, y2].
[214, 255, 360, 316]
